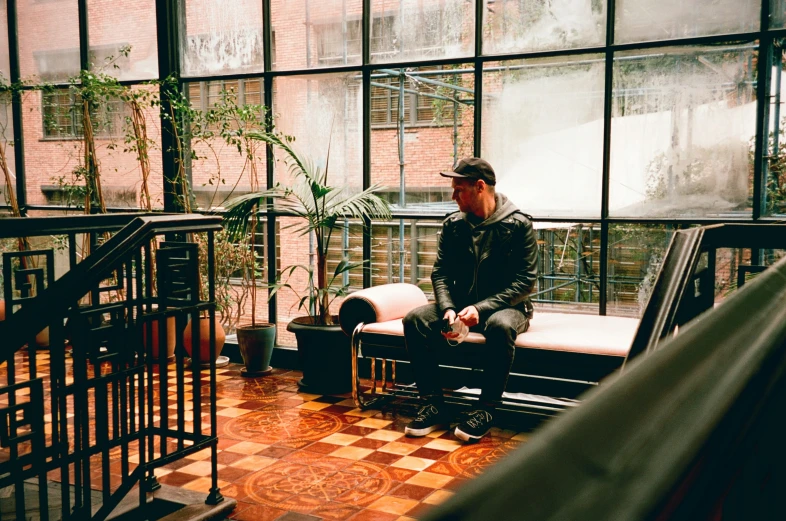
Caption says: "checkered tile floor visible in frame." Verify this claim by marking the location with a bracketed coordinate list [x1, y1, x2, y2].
[0, 351, 529, 521]
[161, 365, 529, 521]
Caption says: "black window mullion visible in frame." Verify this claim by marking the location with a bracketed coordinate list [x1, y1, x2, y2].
[598, 0, 617, 315]
[7, 0, 26, 214]
[473, 0, 483, 156]
[753, 0, 772, 220]
[78, 0, 89, 71]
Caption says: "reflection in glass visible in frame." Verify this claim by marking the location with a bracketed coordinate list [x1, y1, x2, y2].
[607, 224, 674, 317]
[18, 0, 80, 83]
[482, 56, 605, 217]
[609, 45, 757, 218]
[370, 66, 474, 212]
[369, 0, 474, 64]
[185, 79, 267, 210]
[181, 0, 264, 77]
[273, 73, 362, 189]
[271, 0, 361, 70]
[483, 0, 606, 55]
[88, 0, 159, 81]
[615, 0, 759, 44]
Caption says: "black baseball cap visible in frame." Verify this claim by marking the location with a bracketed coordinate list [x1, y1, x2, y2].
[440, 157, 496, 185]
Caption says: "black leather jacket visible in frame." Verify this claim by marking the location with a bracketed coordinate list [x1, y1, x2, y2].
[432, 194, 538, 320]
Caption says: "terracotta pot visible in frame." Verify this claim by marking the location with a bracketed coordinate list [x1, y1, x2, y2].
[34, 327, 50, 348]
[0, 299, 4, 321]
[143, 315, 177, 361]
[183, 315, 226, 363]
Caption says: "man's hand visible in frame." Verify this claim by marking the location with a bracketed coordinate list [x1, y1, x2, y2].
[441, 309, 459, 339]
[457, 306, 479, 327]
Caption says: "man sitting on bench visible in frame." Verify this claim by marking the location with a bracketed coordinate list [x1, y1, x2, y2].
[403, 157, 539, 442]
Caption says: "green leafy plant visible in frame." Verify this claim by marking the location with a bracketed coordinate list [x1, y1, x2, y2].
[223, 131, 392, 326]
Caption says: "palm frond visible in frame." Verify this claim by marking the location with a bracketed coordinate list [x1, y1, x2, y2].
[223, 188, 285, 241]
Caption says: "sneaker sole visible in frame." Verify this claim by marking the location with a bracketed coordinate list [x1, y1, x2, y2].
[405, 424, 447, 437]
[454, 425, 490, 442]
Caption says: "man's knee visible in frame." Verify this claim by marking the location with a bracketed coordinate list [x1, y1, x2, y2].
[404, 304, 436, 327]
[484, 311, 526, 349]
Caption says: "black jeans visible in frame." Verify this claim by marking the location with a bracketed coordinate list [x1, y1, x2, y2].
[402, 303, 529, 408]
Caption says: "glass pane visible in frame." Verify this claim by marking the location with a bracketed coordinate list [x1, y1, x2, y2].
[88, 0, 159, 81]
[772, 1, 786, 28]
[271, 0, 361, 70]
[273, 72, 362, 190]
[714, 248, 786, 303]
[18, 0, 80, 83]
[482, 55, 605, 218]
[23, 84, 165, 211]
[369, 0, 474, 64]
[615, 0, 760, 44]
[0, 2, 9, 81]
[185, 79, 267, 211]
[765, 40, 786, 216]
[181, 0, 264, 77]
[95, 85, 164, 210]
[606, 223, 674, 317]
[0, 92, 14, 211]
[609, 44, 757, 218]
[275, 215, 362, 345]
[215, 217, 270, 334]
[370, 66, 474, 212]
[23, 89, 81, 209]
[483, 0, 606, 55]
[534, 222, 600, 314]
[370, 218, 436, 292]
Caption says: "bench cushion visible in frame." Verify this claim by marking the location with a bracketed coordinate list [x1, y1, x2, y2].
[358, 312, 638, 358]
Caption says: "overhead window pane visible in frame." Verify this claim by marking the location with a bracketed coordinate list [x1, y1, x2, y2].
[18, 0, 80, 83]
[271, 0, 360, 70]
[369, 0, 474, 64]
[482, 55, 605, 218]
[88, 0, 159, 81]
[180, 0, 264, 77]
[615, 0, 760, 44]
[483, 0, 606, 55]
[370, 66, 475, 212]
[273, 72, 362, 189]
[609, 44, 757, 218]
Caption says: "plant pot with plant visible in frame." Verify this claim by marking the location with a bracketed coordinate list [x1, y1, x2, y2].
[224, 131, 391, 394]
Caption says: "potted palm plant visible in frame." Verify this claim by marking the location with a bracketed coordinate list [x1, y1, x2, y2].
[223, 131, 391, 394]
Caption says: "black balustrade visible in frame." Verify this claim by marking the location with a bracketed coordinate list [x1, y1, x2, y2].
[0, 213, 224, 521]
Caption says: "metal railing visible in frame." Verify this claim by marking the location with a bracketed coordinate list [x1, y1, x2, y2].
[0, 214, 227, 520]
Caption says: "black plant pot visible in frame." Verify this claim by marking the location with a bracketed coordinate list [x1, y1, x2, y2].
[287, 316, 352, 395]
[237, 323, 276, 377]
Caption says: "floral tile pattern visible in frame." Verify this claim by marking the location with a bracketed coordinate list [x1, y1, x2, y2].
[0, 350, 529, 521]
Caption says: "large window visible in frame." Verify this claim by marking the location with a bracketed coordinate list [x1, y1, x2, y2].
[9, 0, 786, 337]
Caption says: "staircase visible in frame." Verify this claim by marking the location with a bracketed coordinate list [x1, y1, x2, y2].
[0, 213, 235, 521]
